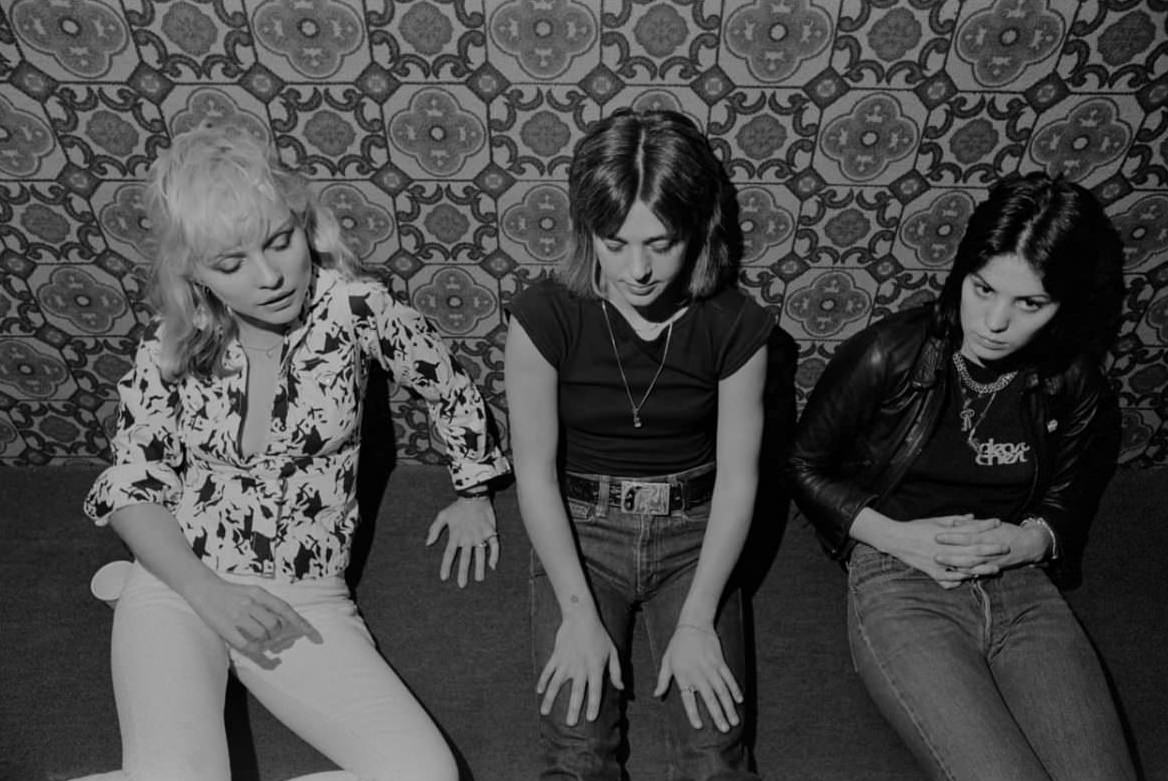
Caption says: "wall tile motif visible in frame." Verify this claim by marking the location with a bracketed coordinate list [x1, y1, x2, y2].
[0, 0, 1164, 467]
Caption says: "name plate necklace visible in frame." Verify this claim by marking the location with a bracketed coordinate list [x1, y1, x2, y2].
[952, 352, 1017, 454]
[601, 300, 673, 429]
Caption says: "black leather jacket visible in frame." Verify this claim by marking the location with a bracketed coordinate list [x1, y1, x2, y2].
[787, 306, 1117, 587]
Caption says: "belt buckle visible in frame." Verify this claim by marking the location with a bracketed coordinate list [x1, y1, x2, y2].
[619, 481, 671, 514]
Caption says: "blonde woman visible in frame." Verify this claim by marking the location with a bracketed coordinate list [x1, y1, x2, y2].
[78, 126, 509, 780]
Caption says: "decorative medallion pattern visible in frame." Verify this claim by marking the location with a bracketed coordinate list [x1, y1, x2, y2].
[0, 0, 1163, 467]
[954, 0, 1064, 88]
[10, 0, 130, 79]
[489, 0, 598, 80]
[252, 0, 364, 79]
[724, 0, 832, 83]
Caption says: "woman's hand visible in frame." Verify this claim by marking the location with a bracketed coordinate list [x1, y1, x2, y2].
[934, 518, 1050, 575]
[426, 497, 500, 587]
[184, 577, 322, 668]
[871, 514, 1009, 588]
[537, 612, 623, 726]
[654, 622, 743, 732]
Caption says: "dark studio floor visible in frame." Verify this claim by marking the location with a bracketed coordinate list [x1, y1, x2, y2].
[2, 462, 1165, 781]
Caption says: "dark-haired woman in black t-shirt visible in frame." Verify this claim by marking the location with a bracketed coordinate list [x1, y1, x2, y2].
[505, 109, 778, 779]
[788, 172, 1136, 781]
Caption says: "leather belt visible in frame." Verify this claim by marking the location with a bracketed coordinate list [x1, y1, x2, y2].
[563, 469, 716, 515]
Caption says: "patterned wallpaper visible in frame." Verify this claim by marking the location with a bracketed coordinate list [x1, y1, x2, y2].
[0, 0, 1165, 469]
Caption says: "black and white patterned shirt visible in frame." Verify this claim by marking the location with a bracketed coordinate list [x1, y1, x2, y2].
[85, 268, 510, 580]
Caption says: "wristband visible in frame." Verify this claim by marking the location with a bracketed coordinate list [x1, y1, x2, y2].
[1020, 516, 1059, 560]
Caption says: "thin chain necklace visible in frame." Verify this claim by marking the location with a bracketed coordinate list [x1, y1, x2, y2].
[240, 339, 282, 359]
[601, 300, 673, 429]
[952, 353, 1016, 454]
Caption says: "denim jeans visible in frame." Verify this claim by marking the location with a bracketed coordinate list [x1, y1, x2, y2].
[847, 543, 1135, 781]
[531, 466, 757, 781]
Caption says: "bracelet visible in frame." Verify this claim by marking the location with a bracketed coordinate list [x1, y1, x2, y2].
[1020, 516, 1059, 560]
[455, 484, 491, 500]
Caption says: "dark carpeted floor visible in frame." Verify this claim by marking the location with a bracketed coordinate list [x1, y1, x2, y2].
[2, 463, 1165, 781]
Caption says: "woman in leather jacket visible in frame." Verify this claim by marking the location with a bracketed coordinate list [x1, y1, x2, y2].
[788, 172, 1136, 780]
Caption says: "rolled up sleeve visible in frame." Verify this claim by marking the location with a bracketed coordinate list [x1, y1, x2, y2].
[83, 328, 185, 525]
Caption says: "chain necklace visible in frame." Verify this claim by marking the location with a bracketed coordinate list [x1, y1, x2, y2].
[240, 340, 282, 359]
[601, 300, 673, 429]
[952, 352, 1017, 395]
[952, 353, 1016, 454]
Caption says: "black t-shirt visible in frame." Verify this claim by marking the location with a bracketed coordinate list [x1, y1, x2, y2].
[507, 279, 774, 476]
[881, 359, 1034, 522]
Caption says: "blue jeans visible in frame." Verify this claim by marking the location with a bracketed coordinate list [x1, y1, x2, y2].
[531, 467, 757, 781]
[847, 543, 1135, 781]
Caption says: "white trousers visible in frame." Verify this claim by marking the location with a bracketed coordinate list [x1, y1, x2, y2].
[76, 562, 457, 781]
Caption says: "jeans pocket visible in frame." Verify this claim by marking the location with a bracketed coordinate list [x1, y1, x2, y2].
[566, 497, 597, 524]
[529, 499, 598, 580]
[673, 500, 711, 527]
[847, 543, 909, 593]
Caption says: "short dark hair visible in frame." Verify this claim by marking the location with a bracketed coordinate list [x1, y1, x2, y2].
[932, 172, 1124, 372]
[558, 109, 740, 299]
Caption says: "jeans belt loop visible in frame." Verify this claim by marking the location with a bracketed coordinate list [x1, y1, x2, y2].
[594, 475, 610, 519]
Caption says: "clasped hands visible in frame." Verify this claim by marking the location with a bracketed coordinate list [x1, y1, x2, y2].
[895, 514, 1050, 589]
[537, 613, 742, 733]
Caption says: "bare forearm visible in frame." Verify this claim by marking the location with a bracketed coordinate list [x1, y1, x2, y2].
[516, 475, 598, 619]
[109, 503, 219, 601]
[848, 506, 902, 552]
[678, 478, 756, 625]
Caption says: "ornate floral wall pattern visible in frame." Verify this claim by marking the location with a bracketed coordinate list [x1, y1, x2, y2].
[0, 0, 1164, 468]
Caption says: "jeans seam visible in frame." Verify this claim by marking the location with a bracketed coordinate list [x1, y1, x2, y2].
[634, 513, 649, 599]
[852, 590, 960, 781]
[973, 580, 993, 655]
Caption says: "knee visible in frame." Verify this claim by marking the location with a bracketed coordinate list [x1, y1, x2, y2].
[358, 737, 457, 781]
[538, 716, 622, 778]
[670, 720, 752, 779]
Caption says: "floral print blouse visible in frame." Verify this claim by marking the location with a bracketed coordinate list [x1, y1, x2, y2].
[84, 268, 510, 581]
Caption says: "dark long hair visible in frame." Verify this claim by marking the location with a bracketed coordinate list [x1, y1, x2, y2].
[931, 172, 1124, 373]
[558, 109, 740, 299]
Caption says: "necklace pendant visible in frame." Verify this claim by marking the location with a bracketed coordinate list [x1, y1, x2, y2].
[633, 414, 642, 428]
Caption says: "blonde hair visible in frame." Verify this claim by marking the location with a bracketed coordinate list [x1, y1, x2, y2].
[145, 125, 362, 380]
